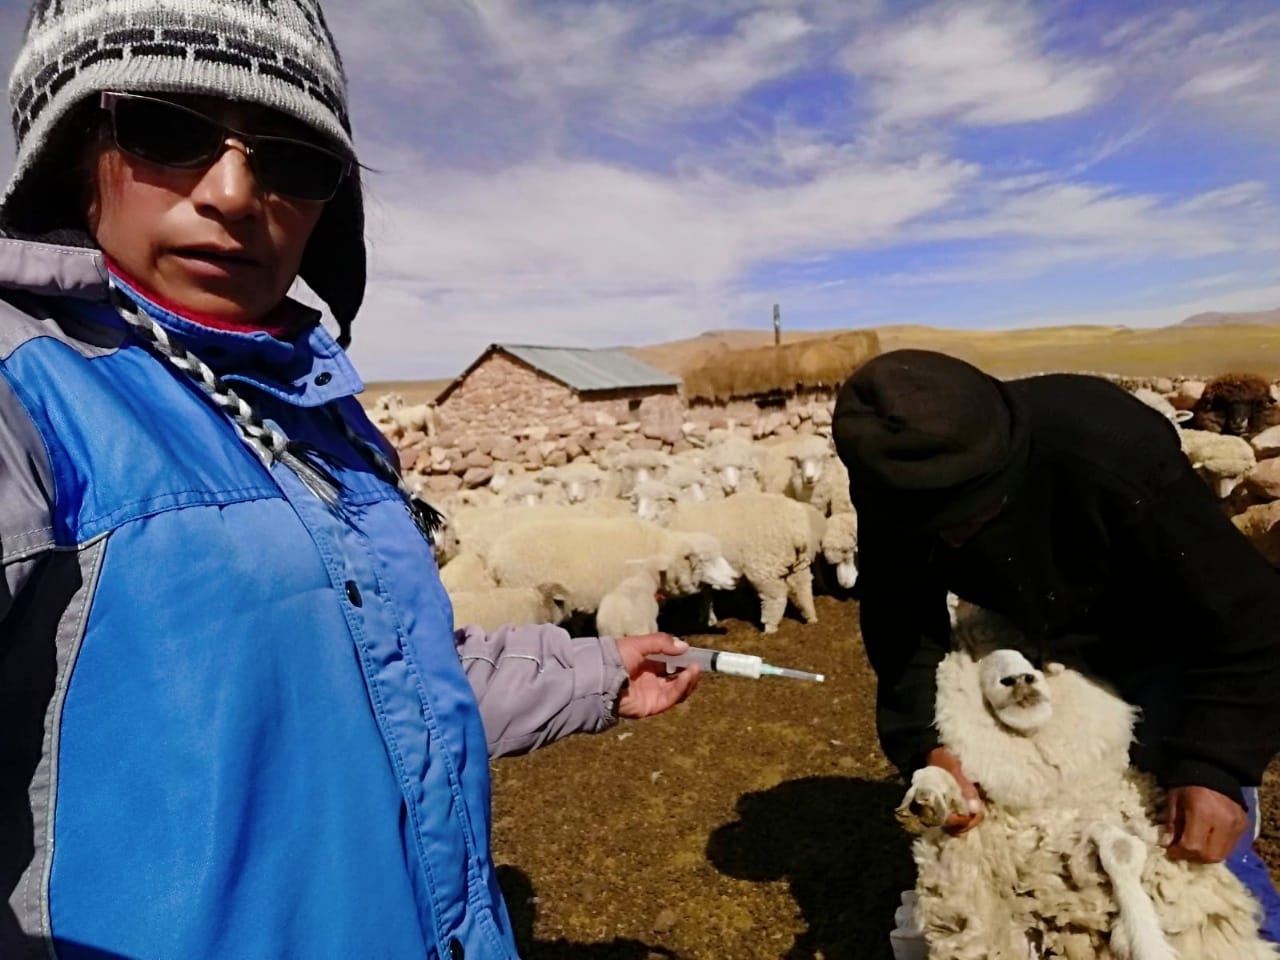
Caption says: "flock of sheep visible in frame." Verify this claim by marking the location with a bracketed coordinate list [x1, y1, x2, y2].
[429, 433, 859, 638]
[370, 369, 1280, 958]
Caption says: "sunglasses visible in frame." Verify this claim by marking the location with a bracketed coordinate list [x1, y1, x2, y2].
[99, 91, 352, 202]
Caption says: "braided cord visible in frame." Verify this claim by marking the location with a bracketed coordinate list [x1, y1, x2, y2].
[325, 404, 443, 545]
[108, 285, 344, 513]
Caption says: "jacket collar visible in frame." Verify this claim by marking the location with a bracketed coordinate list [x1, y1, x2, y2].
[0, 235, 363, 409]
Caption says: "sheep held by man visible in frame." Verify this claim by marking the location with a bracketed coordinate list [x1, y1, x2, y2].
[896, 609, 1276, 960]
[486, 516, 738, 615]
[1190, 373, 1280, 438]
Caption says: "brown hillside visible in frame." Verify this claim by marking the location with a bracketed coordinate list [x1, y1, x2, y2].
[365, 323, 1280, 404]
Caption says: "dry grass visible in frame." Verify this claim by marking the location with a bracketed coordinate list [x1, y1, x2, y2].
[361, 378, 454, 406]
[363, 323, 1280, 403]
[681, 330, 882, 402]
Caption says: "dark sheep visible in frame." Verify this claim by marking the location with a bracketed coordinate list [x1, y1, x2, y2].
[1190, 372, 1280, 437]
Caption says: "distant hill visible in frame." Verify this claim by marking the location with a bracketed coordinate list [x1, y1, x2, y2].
[364, 315, 1280, 403]
[1180, 308, 1280, 327]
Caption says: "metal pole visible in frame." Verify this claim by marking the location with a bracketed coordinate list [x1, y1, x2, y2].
[773, 303, 781, 347]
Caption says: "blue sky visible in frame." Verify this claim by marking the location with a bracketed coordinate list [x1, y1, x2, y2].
[3, 0, 1279, 379]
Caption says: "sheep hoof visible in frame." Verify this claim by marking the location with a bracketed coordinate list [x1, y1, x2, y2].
[1089, 824, 1146, 880]
[896, 766, 966, 833]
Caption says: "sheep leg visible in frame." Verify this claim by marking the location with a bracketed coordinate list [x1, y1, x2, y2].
[784, 567, 818, 624]
[755, 578, 788, 634]
[1088, 824, 1176, 960]
[896, 766, 967, 834]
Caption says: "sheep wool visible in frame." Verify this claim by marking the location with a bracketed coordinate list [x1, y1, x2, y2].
[898, 610, 1277, 959]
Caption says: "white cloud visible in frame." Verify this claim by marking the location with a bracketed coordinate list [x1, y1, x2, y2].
[843, 1, 1109, 126]
[346, 146, 973, 377]
[1177, 62, 1266, 99]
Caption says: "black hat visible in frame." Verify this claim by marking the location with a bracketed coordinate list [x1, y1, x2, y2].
[832, 350, 1029, 530]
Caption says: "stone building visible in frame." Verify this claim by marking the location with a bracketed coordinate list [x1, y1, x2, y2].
[434, 343, 683, 436]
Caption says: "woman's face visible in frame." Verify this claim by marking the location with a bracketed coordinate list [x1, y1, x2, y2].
[86, 95, 327, 322]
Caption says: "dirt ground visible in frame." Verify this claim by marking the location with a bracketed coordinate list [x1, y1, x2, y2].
[490, 594, 1280, 960]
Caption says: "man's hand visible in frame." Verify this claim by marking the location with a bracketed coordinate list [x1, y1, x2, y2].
[1162, 785, 1249, 863]
[614, 634, 701, 720]
[926, 746, 985, 835]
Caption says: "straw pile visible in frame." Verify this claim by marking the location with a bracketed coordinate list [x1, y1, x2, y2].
[682, 331, 881, 403]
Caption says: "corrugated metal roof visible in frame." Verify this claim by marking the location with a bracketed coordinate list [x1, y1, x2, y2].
[498, 344, 681, 393]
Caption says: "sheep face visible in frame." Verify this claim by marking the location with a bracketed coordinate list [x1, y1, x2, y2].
[978, 649, 1054, 734]
[1191, 373, 1278, 436]
[835, 559, 858, 590]
[664, 535, 738, 595]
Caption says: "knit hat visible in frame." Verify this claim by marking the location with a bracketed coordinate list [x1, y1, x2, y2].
[832, 349, 1030, 531]
[1, 0, 365, 345]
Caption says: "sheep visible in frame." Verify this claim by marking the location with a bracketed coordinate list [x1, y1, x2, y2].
[665, 492, 819, 633]
[819, 510, 859, 590]
[1130, 387, 1193, 427]
[448, 582, 571, 633]
[499, 476, 568, 508]
[595, 561, 663, 638]
[446, 501, 632, 561]
[1191, 373, 1280, 438]
[895, 608, 1276, 960]
[630, 479, 681, 525]
[439, 551, 495, 593]
[810, 455, 854, 517]
[706, 437, 765, 495]
[760, 435, 833, 503]
[1180, 428, 1256, 498]
[610, 449, 672, 497]
[486, 516, 739, 615]
[546, 460, 618, 503]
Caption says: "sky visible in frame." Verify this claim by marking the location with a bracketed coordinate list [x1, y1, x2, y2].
[2, 1, 1279, 380]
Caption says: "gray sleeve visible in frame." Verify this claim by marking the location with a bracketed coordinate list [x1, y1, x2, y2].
[0, 370, 55, 622]
[456, 623, 629, 759]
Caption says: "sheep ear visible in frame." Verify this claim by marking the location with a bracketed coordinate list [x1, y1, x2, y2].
[1175, 410, 1193, 423]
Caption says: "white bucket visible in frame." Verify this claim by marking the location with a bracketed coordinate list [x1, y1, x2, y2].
[888, 890, 927, 960]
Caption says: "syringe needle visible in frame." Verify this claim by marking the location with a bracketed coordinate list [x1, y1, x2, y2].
[761, 664, 825, 683]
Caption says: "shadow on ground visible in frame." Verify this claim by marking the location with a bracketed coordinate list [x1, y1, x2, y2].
[705, 776, 913, 960]
[499, 865, 678, 960]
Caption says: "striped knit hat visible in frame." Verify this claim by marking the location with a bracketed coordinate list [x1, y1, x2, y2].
[1, 0, 365, 345]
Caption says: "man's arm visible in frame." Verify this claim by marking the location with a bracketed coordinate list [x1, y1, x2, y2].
[855, 519, 954, 778]
[1111, 463, 1280, 806]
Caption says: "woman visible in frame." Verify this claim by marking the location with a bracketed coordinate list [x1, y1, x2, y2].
[0, 2, 698, 958]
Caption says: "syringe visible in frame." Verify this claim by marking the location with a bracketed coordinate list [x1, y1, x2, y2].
[647, 645, 824, 682]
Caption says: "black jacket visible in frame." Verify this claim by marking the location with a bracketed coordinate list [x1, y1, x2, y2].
[856, 373, 1280, 805]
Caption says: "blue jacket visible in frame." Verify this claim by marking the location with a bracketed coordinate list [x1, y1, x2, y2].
[0, 238, 627, 959]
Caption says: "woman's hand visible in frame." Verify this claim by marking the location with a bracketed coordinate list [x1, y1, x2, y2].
[614, 634, 701, 719]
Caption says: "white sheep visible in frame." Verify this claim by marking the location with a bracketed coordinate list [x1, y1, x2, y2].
[449, 582, 571, 633]
[439, 551, 495, 593]
[1181, 428, 1257, 498]
[819, 510, 859, 589]
[446, 501, 632, 561]
[612, 449, 673, 496]
[706, 437, 766, 495]
[810, 455, 854, 517]
[500, 476, 568, 508]
[895, 609, 1276, 960]
[760, 435, 833, 504]
[666, 492, 819, 633]
[595, 561, 663, 638]
[487, 516, 738, 615]
[1131, 387, 1193, 427]
[546, 460, 619, 503]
